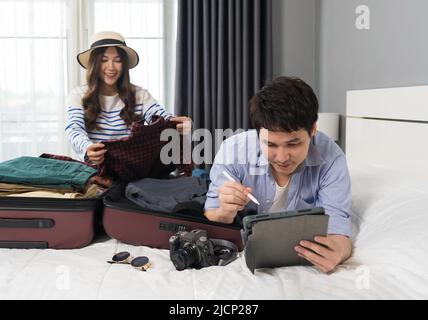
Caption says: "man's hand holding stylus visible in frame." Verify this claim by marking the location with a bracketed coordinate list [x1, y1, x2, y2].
[205, 181, 252, 224]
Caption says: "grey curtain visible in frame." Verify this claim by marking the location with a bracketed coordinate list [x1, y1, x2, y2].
[174, 0, 273, 132]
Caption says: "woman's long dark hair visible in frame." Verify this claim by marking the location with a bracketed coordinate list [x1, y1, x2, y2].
[82, 46, 140, 130]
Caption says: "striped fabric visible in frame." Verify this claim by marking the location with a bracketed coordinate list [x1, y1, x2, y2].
[65, 85, 172, 160]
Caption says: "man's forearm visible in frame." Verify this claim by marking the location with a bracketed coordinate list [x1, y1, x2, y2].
[204, 208, 234, 224]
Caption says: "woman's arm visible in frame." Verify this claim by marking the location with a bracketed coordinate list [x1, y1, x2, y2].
[137, 88, 191, 133]
[64, 88, 93, 160]
[139, 88, 172, 122]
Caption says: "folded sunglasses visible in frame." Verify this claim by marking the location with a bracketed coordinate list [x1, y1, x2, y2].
[107, 251, 151, 271]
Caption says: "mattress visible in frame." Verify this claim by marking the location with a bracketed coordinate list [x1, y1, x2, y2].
[1, 163, 427, 299]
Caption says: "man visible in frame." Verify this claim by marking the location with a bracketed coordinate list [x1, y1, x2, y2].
[204, 76, 352, 273]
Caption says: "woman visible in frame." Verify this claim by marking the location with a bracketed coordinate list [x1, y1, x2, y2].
[65, 31, 190, 164]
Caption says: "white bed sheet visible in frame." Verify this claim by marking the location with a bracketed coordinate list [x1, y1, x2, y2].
[1, 163, 427, 300]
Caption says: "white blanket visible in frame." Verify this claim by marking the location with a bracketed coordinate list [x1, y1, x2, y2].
[1, 163, 428, 299]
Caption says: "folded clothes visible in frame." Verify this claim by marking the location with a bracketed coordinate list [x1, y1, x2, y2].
[0, 156, 97, 191]
[125, 176, 208, 213]
[41, 154, 116, 189]
[4, 184, 99, 199]
[0, 182, 74, 194]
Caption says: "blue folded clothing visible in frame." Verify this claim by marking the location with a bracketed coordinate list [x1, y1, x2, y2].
[125, 176, 208, 213]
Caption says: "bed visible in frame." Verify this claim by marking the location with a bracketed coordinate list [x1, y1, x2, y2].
[1, 86, 428, 300]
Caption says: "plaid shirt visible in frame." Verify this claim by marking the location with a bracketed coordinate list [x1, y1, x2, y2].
[101, 116, 192, 182]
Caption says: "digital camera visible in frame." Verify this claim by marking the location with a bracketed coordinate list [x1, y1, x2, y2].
[169, 229, 219, 271]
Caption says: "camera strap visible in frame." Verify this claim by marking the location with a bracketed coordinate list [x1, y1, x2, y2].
[210, 239, 239, 266]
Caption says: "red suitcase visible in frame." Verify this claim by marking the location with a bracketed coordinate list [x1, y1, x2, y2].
[102, 187, 244, 251]
[0, 196, 103, 249]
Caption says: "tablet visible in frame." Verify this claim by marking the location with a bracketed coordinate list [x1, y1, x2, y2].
[240, 207, 329, 274]
[241, 207, 326, 243]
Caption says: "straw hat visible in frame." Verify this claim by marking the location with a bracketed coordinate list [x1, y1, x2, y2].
[77, 31, 139, 69]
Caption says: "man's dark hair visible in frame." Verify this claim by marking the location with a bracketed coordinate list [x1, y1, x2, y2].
[249, 76, 318, 135]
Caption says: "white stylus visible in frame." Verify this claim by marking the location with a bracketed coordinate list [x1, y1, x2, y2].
[222, 170, 260, 206]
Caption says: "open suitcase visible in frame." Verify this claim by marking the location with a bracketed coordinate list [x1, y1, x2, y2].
[102, 184, 244, 251]
[0, 196, 103, 249]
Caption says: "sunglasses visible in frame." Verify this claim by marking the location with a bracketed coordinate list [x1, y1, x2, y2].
[107, 251, 151, 271]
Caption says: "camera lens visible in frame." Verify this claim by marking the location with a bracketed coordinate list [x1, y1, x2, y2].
[171, 244, 199, 270]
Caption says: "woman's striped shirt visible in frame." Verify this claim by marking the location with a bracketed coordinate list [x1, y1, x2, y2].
[65, 85, 172, 160]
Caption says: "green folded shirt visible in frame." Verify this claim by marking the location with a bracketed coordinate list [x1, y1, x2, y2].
[0, 156, 97, 190]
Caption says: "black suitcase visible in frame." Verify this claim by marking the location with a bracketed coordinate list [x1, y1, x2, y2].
[0, 196, 103, 249]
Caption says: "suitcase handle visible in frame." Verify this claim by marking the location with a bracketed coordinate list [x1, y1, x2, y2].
[0, 218, 55, 229]
[0, 241, 48, 249]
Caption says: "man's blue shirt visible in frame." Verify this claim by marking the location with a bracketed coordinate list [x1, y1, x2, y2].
[205, 130, 352, 237]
